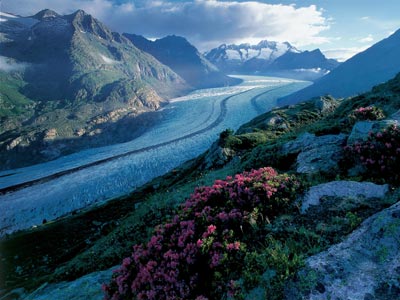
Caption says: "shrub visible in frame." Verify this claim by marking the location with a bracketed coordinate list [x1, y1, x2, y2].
[348, 106, 385, 123]
[103, 167, 300, 300]
[344, 124, 400, 183]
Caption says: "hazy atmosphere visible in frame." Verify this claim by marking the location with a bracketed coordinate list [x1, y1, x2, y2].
[2, 0, 400, 61]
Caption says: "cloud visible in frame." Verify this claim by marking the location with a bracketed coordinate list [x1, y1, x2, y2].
[1, 0, 331, 50]
[358, 34, 374, 43]
[360, 16, 370, 21]
[322, 45, 371, 62]
[0, 56, 30, 72]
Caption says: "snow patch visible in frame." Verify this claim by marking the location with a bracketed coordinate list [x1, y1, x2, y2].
[258, 48, 273, 60]
[246, 49, 259, 60]
[0, 12, 17, 21]
[225, 49, 241, 60]
[0, 12, 38, 27]
[100, 54, 118, 65]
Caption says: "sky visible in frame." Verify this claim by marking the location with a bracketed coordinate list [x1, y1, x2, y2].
[1, 0, 399, 61]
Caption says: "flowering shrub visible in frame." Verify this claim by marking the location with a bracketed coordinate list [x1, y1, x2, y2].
[344, 124, 400, 183]
[348, 106, 385, 123]
[103, 167, 300, 300]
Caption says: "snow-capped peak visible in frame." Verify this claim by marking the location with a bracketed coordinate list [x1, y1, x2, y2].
[206, 40, 300, 63]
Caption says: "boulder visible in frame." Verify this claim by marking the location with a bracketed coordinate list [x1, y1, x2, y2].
[265, 115, 288, 130]
[287, 200, 400, 300]
[282, 133, 347, 174]
[202, 140, 236, 169]
[301, 180, 389, 213]
[347, 119, 399, 144]
[313, 95, 338, 114]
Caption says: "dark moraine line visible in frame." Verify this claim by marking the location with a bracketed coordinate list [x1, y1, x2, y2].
[0, 88, 258, 195]
[250, 83, 295, 114]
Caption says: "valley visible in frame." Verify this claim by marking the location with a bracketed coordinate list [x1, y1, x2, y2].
[0, 75, 310, 237]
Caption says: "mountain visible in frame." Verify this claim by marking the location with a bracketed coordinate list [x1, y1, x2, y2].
[0, 9, 189, 169]
[205, 40, 300, 72]
[4, 71, 400, 299]
[279, 29, 400, 105]
[123, 34, 241, 89]
[205, 41, 339, 80]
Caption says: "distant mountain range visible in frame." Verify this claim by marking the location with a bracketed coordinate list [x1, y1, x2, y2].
[205, 41, 340, 81]
[123, 34, 241, 89]
[279, 28, 400, 105]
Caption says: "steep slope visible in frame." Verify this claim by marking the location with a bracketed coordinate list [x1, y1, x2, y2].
[266, 49, 340, 80]
[3, 73, 400, 300]
[279, 29, 400, 105]
[205, 41, 338, 80]
[123, 34, 241, 88]
[0, 9, 189, 169]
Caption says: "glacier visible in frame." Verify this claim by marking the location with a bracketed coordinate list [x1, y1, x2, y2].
[0, 75, 310, 237]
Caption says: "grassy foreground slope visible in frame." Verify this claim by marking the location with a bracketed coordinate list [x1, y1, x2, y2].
[1, 73, 400, 299]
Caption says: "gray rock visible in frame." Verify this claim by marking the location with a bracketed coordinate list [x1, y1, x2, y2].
[289, 200, 400, 300]
[21, 267, 115, 300]
[347, 119, 399, 144]
[282, 133, 347, 174]
[281, 133, 316, 155]
[301, 181, 389, 213]
[314, 96, 338, 114]
[203, 140, 236, 169]
[265, 116, 288, 130]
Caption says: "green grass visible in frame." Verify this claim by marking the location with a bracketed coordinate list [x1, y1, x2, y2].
[0, 72, 35, 118]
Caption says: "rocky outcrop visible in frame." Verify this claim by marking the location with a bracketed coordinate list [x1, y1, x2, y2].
[301, 181, 389, 213]
[282, 133, 347, 174]
[347, 119, 399, 144]
[19, 267, 115, 300]
[202, 140, 236, 170]
[313, 95, 338, 114]
[286, 200, 400, 300]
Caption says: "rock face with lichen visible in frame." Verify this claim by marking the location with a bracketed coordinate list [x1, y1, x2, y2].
[282, 133, 347, 174]
[301, 181, 389, 213]
[286, 201, 400, 300]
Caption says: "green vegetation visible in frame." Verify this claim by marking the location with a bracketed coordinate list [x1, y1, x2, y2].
[1, 73, 400, 298]
[0, 72, 35, 119]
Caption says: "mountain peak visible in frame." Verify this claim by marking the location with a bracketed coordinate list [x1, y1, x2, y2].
[257, 40, 277, 49]
[66, 9, 113, 40]
[73, 9, 87, 16]
[33, 9, 59, 20]
[159, 35, 189, 44]
[68, 9, 92, 22]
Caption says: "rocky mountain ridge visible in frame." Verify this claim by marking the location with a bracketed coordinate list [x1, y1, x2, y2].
[123, 34, 242, 89]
